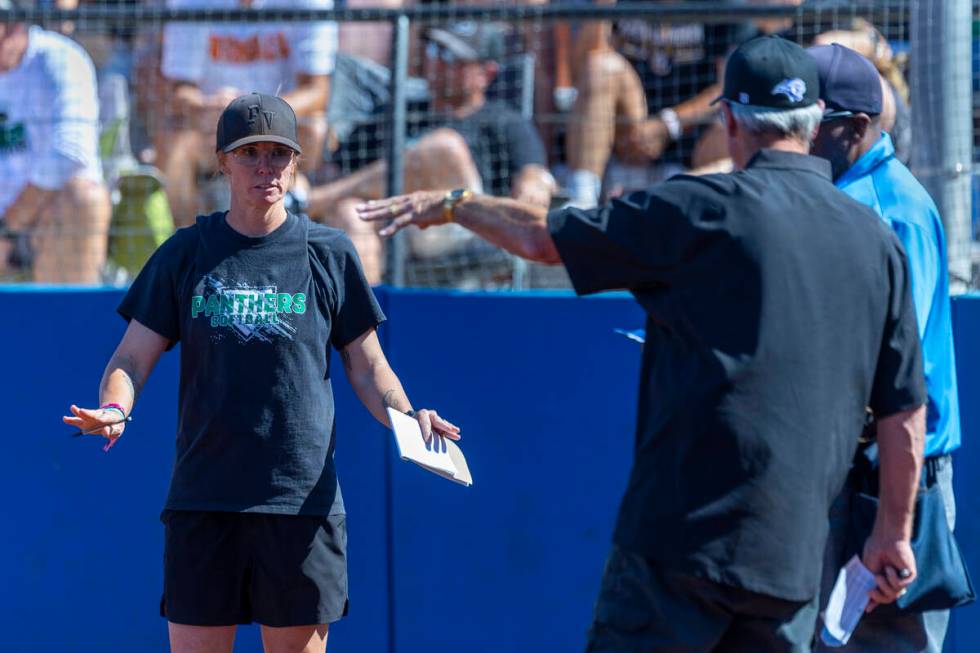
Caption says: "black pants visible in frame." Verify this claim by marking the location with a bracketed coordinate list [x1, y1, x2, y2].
[586, 545, 818, 653]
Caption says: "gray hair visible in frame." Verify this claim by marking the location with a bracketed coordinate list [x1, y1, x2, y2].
[728, 102, 824, 144]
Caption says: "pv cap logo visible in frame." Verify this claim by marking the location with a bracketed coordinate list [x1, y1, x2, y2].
[772, 78, 806, 103]
[247, 104, 276, 130]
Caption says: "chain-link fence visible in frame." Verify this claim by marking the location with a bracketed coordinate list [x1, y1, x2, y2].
[0, 1, 974, 290]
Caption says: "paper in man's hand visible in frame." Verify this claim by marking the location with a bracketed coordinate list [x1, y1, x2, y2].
[820, 555, 878, 647]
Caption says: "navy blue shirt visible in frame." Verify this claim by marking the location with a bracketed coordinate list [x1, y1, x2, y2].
[119, 212, 385, 516]
[548, 149, 926, 601]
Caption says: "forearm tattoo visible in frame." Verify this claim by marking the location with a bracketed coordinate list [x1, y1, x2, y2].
[340, 349, 353, 371]
[100, 352, 143, 406]
[382, 388, 408, 413]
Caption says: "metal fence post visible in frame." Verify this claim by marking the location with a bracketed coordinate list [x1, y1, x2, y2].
[910, 0, 974, 291]
[385, 14, 410, 287]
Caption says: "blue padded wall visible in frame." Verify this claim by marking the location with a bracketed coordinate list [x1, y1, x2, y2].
[1, 288, 976, 652]
[382, 290, 642, 653]
[946, 295, 980, 653]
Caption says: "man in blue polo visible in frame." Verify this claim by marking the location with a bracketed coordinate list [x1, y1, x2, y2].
[810, 43, 962, 653]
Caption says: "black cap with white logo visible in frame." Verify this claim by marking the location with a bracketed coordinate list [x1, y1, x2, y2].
[215, 93, 302, 154]
[714, 35, 819, 109]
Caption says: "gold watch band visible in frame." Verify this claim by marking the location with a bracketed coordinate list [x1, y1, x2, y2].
[442, 188, 472, 223]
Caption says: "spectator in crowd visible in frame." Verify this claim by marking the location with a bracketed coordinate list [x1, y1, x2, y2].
[308, 22, 554, 284]
[562, 0, 753, 208]
[809, 44, 961, 653]
[337, 0, 411, 68]
[0, 14, 111, 283]
[157, 0, 337, 225]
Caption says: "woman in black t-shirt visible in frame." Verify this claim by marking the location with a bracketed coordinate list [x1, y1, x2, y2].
[62, 94, 460, 653]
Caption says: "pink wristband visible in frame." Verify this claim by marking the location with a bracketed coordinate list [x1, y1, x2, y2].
[101, 403, 127, 417]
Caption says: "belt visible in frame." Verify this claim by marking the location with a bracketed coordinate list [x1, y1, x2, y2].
[922, 453, 952, 488]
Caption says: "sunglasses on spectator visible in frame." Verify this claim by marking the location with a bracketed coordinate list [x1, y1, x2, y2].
[426, 41, 463, 64]
[230, 145, 295, 167]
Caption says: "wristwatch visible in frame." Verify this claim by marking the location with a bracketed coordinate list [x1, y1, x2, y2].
[442, 188, 473, 223]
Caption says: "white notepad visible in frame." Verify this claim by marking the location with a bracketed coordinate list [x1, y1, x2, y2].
[386, 407, 472, 486]
[820, 555, 878, 647]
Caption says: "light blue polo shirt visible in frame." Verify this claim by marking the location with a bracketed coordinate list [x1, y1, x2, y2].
[836, 132, 961, 456]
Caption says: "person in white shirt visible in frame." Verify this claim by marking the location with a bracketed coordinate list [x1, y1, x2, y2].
[0, 21, 110, 283]
[157, 0, 337, 225]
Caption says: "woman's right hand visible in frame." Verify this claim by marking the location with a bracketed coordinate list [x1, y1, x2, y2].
[62, 404, 128, 452]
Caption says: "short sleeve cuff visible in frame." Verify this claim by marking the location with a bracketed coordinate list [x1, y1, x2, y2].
[547, 207, 604, 297]
[117, 303, 180, 349]
[332, 312, 386, 350]
[29, 152, 90, 190]
[870, 392, 928, 421]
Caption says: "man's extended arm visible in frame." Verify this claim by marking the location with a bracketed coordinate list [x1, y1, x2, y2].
[511, 164, 557, 210]
[355, 191, 561, 264]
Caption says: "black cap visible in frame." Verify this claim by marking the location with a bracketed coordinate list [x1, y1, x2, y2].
[425, 22, 505, 62]
[808, 43, 883, 119]
[215, 93, 302, 154]
[714, 35, 819, 109]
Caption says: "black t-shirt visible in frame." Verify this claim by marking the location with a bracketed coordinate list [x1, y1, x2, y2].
[548, 149, 926, 601]
[613, 4, 755, 164]
[119, 212, 385, 516]
[442, 100, 547, 197]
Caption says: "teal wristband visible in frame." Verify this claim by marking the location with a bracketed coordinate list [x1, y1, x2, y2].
[100, 404, 127, 420]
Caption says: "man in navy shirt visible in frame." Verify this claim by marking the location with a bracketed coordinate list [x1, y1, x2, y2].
[810, 43, 962, 653]
[360, 37, 927, 652]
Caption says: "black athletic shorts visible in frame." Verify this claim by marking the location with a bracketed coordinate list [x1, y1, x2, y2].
[160, 510, 349, 627]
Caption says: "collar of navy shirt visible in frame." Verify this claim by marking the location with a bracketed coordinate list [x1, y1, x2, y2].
[744, 148, 833, 180]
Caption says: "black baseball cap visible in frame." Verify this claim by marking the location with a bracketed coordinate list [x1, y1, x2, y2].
[714, 35, 819, 109]
[808, 44, 883, 119]
[425, 22, 505, 62]
[215, 93, 302, 154]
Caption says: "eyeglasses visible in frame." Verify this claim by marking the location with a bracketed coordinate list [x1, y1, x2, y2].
[230, 145, 295, 167]
[821, 110, 856, 124]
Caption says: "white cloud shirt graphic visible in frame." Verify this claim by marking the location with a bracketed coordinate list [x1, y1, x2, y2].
[771, 77, 807, 104]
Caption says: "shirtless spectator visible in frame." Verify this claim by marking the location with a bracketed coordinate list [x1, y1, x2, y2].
[338, 0, 408, 67]
[309, 22, 554, 283]
[0, 17, 111, 283]
[563, 0, 752, 207]
[158, 0, 336, 225]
